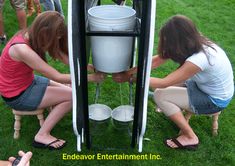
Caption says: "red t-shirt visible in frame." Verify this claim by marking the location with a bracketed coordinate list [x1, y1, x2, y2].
[0, 34, 34, 98]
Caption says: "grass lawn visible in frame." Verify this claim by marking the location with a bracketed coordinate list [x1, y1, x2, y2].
[1, 0, 235, 165]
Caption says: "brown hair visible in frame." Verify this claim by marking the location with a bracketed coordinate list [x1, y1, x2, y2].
[27, 11, 68, 61]
[158, 15, 213, 65]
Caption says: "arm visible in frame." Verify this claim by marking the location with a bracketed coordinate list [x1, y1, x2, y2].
[88, 64, 107, 82]
[86, 64, 106, 83]
[9, 44, 71, 84]
[151, 55, 167, 69]
[149, 61, 201, 89]
[88, 72, 106, 82]
[56, 52, 69, 65]
[87, 64, 95, 72]
[0, 160, 10, 166]
[55, 55, 105, 83]
[112, 55, 166, 83]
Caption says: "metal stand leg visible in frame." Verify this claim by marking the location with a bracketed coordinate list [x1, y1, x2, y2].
[94, 83, 100, 103]
[77, 135, 81, 151]
[129, 82, 133, 106]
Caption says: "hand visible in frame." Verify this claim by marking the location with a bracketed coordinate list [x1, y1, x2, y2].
[56, 53, 69, 65]
[8, 151, 32, 166]
[87, 64, 95, 72]
[88, 71, 106, 83]
[112, 71, 131, 83]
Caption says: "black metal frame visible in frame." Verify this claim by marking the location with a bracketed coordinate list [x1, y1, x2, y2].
[131, 0, 151, 148]
[71, 0, 90, 149]
[70, 0, 153, 151]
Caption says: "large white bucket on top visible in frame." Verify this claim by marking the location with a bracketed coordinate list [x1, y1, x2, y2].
[88, 5, 136, 73]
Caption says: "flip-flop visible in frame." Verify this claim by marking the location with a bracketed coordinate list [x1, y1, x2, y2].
[164, 138, 199, 150]
[32, 139, 67, 150]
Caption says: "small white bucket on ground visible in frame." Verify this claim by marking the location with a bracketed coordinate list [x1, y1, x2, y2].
[89, 104, 112, 122]
[111, 105, 134, 129]
[88, 5, 136, 73]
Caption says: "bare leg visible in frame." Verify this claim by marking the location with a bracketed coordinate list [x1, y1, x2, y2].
[50, 79, 71, 88]
[178, 111, 192, 135]
[34, 81, 72, 148]
[166, 111, 199, 148]
[0, 11, 4, 36]
[154, 87, 199, 148]
[27, 0, 35, 17]
[34, 0, 41, 15]
[15, 9, 27, 29]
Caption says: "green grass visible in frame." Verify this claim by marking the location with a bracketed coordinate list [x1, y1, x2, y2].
[1, 0, 235, 165]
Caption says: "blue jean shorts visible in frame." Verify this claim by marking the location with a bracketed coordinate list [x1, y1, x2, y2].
[186, 79, 224, 115]
[40, 0, 64, 15]
[3, 75, 49, 111]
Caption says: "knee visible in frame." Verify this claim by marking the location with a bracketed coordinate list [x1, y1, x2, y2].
[65, 100, 72, 110]
[60, 88, 72, 104]
[67, 89, 73, 102]
[153, 88, 170, 116]
[153, 88, 165, 105]
[59, 100, 72, 113]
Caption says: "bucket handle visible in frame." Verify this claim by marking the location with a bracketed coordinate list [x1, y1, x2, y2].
[87, 25, 134, 32]
[87, 18, 138, 32]
[109, 27, 134, 31]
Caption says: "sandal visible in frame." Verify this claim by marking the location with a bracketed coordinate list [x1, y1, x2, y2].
[32, 139, 66, 150]
[164, 138, 199, 150]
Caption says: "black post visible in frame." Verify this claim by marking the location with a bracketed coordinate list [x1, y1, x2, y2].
[74, 0, 90, 149]
[131, 0, 151, 148]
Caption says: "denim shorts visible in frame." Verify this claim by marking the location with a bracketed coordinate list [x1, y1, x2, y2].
[3, 75, 49, 111]
[186, 79, 224, 115]
[40, 0, 64, 15]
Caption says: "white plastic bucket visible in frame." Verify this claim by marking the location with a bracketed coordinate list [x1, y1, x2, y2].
[88, 5, 136, 73]
[89, 104, 112, 122]
[111, 105, 134, 129]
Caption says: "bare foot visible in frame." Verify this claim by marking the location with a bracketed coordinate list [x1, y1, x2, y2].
[34, 134, 65, 149]
[165, 134, 199, 149]
[178, 130, 183, 135]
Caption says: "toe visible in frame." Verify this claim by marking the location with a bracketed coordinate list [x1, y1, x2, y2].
[166, 139, 177, 148]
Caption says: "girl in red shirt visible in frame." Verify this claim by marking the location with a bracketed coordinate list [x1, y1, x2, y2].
[0, 11, 105, 150]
